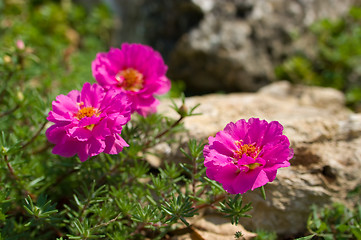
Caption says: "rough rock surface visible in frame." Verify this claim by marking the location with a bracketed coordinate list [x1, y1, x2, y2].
[171, 215, 257, 240]
[169, 0, 360, 93]
[158, 81, 361, 236]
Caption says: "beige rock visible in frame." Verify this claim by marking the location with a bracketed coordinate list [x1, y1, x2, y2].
[169, 0, 361, 92]
[171, 215, 257, 240]
[158, 82, 361, 236]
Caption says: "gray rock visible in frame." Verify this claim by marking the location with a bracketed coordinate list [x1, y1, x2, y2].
[169, 0, 360, 93]
[100, 0, 204, 59]
[158, 82, 361, 236]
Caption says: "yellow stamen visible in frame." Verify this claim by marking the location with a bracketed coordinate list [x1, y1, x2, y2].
[116, 68, 144, 91]
[233, 141, 262, 170]
[76, 106, 97, 120]
[233, 141, 260, 159]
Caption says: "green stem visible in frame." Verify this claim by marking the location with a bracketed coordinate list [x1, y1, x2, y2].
[20, 120, 47, 151]
[192, 157, 197, 198]
[0, 104, 20, 118]
[144, 115, 184, 149]
[260, 185, 266, 200]
[4, 155, 18, 181]
[194, 193, 228, 210]
[3, 155, 35, 199]
[91, 212, 122, 230]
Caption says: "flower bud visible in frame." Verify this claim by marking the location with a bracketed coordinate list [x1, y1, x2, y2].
[3, 55, 11, 64]
[178, 104, 188, 117]
[16, 40, 25, 50]
[17, 91, 24, 102]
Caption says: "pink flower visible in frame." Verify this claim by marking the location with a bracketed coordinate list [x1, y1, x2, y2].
[16, 40, 25, 50]
[203, 118, 293, 194]
[46, 83, 131, 162]
[92, 43, 171, 116]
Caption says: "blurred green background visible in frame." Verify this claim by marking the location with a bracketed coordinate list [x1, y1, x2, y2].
[0, 0, 113, 96]
[275, 6, 361, 111]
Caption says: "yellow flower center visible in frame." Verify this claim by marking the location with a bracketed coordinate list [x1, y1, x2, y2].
[75, 105, 99, 130]
[76, 106, 97, 120]
[115, 68, 144, 91]
[233, 141, 262, 169]
[234, 141, 260, 159]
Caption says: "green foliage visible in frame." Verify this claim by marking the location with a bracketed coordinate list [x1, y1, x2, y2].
[234, 231, 243, 239]
[23, 194, 58, 223]
[0, 0, 113, 95]
[219, 194, 252, 225]
[163, 80, 186, 99]
[253, 229, 277, 240]
[299, 203, 361, 240]
[275, 6, 361, 110]
[161, 194, 198, 226]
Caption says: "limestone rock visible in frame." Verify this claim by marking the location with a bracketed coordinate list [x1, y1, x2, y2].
[158, 82, 361, 236]
[171, 215, 257, 240]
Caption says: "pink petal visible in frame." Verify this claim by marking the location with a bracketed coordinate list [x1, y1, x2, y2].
[154, 76, 171, 95]
[209, 139, 235, 158]
[80, 83, 104, 108]
[52, 135, 80, 158]
[100, 91, 130, 115]
[108, 47, 127, 70]
[87, 137, 105, 157]
[224, 120, 246, 142]
[92, 64, 118, 87]
[52, 94, 78, 116]
[136, 98, 159, 116]
[214, 163, 239, 187]
[237, 155, 258, 166]
[246, 118, 265, 144]
[136, 94, 157, 108]
[215, 129, 238, 150]
[46, 125, 66, 144]
[92, 119, 111, 139]
[104, 135, 129, 154]
[68, 127, 92, 141]
[77, 142, 89, 162]
[106, 116, 130, 133]
[67, 90, 80, 102]
[47, 111, 72, 124]
[77, 138, 105, 162]
[259, 120, 284, 146]
[231, 168, 267, 194]
[205, 166, 219, 180]
[204, 146, 233, 165]
[261, 136, 292, 165]
[78, 115, 100, 128]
